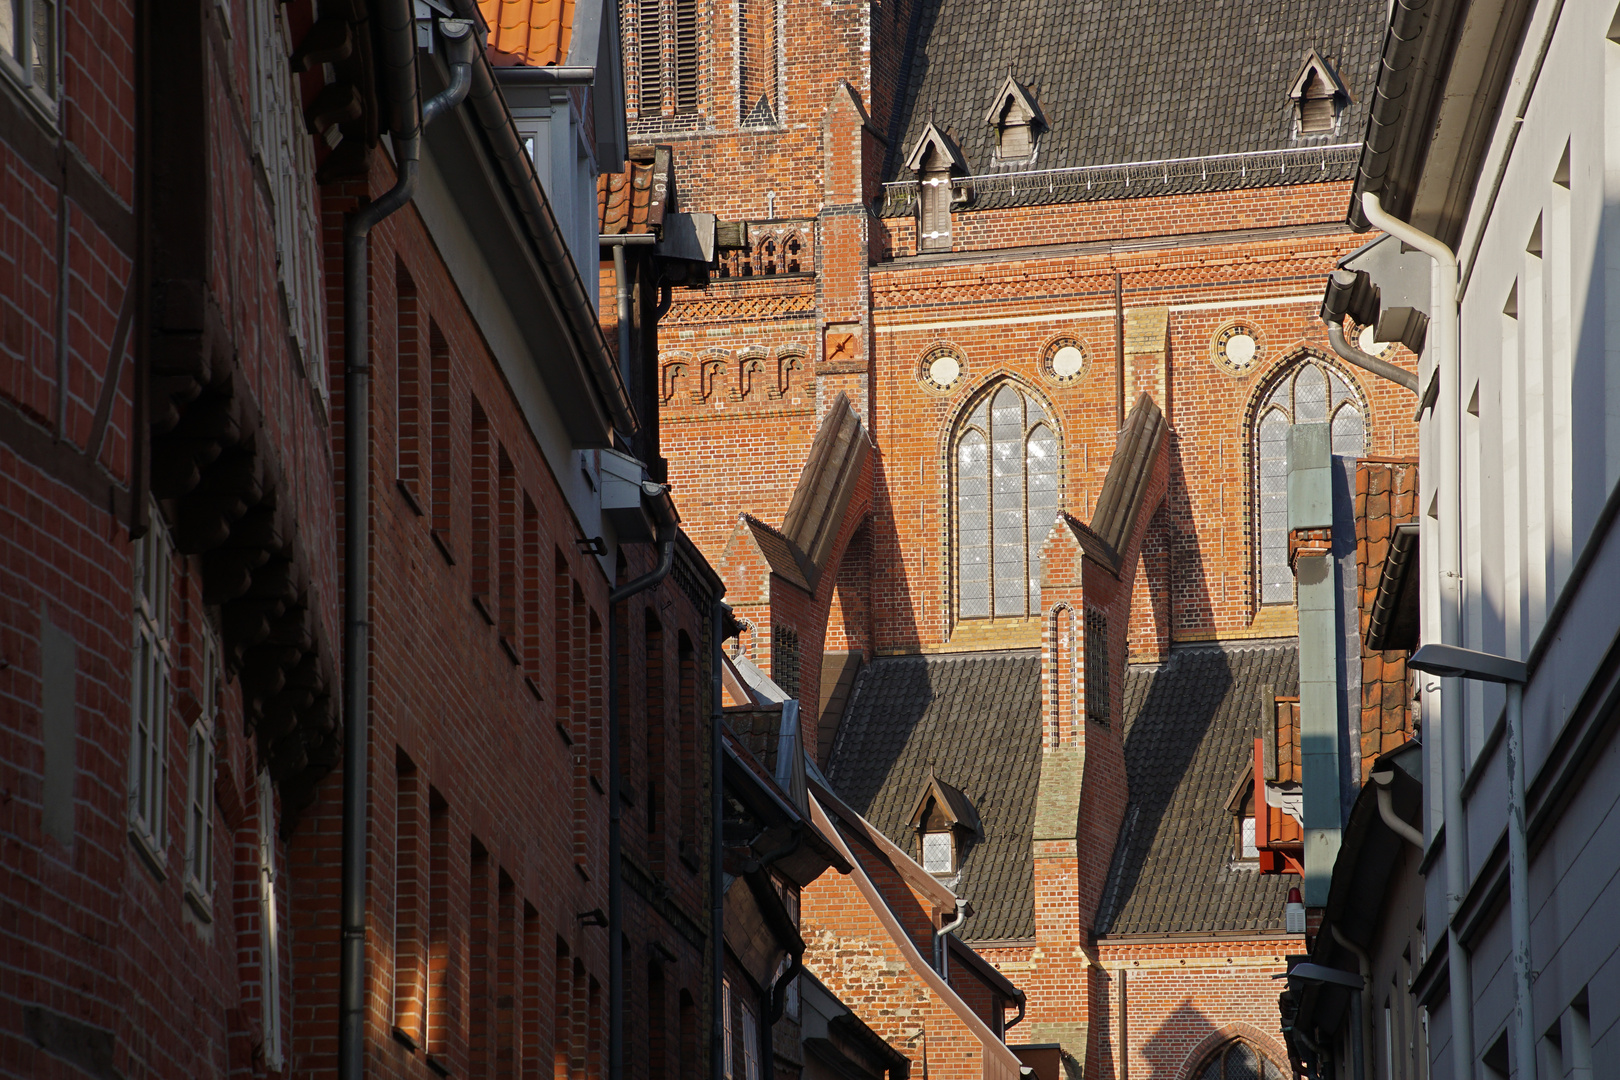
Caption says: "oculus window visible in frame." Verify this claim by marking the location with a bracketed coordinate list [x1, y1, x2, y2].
[954, 383, 1061, 620]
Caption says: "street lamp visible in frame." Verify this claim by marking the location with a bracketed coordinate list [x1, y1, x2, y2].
[1408, 644, 1533, 1080]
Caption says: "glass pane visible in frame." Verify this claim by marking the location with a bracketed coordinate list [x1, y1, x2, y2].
[957, 432, 989, 618]
[1332, 402, 1365, 458]
[1295, 364, 1328, 422]
[1258, 410, 1292, 603]
[0, 0, 16, 62]
[1023, 390, 1049, 426]
[968, 397, 988, 431]
[1200, 1061, 1222, 1080]
[922, 831, 952, 873]
[1227, 1043, 1260, 1080]
[991, 388, 1025, 616]
[1240, 816, 1257, 858]
[1329, 369, 1353, 409]
[1026, 425, 1060, 612]
[31, 0, 52, 90]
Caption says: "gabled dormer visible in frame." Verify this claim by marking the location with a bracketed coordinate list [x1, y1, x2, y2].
[904, 122, 968, 253]
[984, 75, 1045, 163]
[1288, 50, 1349, 136]
[907, 772, 981, 876]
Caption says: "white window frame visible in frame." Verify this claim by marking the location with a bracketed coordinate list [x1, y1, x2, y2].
[0, 0, 61, 119]
[740, 997, 760, 1080]
[258, 771, 285, 1070]
[129, 505, 173, 872]
[722, 976, 734, 1080]
[244, 0, 327, 399]
[183, 626, 220, 918]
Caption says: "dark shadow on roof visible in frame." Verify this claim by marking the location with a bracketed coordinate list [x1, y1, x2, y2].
[824, 651, 1042, 942]
[1096, 642, 1300, 937]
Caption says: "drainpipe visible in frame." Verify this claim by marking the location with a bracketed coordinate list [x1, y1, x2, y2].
[1369, 768, 1425, 850]
[1359, 191, 1469, 1080]
[710, 599, 730, 1080]
[603, 237, 658, 401]
[608, 510, 679, 1080]
[1321, 312, 1420, 393]
[1331, 925, 1373, 1080]
[934, 901, 967, 978]
[339, 17, 472, 1080]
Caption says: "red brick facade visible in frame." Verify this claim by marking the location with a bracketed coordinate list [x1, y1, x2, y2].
[625, 0, 1421, 1070]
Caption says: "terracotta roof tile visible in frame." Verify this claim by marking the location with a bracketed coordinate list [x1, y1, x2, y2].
[596, 150, 670, 235]
[479, 0, 574, 67]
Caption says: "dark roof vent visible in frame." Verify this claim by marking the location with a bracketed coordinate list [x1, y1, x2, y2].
[984, 76, 1045, 163]
[1289, 51, 1348, 136]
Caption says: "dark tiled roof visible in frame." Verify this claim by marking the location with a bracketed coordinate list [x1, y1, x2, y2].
[824, 651, 1042, 942]
[1096, 643, 1300, 936]
[885, 0, 1386, 185]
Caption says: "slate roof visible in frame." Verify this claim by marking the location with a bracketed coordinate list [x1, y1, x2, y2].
[742, 516, 814, 592]
[883, 0, 1387, 198]
[1096, 642, 1300, 937]
[824, 651, 1042, 942]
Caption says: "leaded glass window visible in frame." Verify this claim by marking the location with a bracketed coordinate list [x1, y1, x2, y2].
[1254, 360, 1366, 604]
[955, 384, 1061, 620]
[1196, 1039, 1287, 1080]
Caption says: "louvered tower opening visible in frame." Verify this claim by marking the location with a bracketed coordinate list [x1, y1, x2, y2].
[637, 0, 663, 114]
[674, 0, 698, 113]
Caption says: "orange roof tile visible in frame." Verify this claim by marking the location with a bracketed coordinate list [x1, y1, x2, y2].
[478, 0, 574, 67]
[596, 147, 670, 235]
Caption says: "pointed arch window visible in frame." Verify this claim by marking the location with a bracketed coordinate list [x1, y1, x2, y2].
[1254, 359, 1366, 604]
[955, 383, 1061, 620]
[1195, 1040, 1287, 1080]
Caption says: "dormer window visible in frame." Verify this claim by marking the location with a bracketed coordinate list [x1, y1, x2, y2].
[904, 123, 968, 254]
[908, 772, 981, 877]
[985, 76, 1045, 163]
[1289, 51, 1348, 136]
[922, 830, 954, 874]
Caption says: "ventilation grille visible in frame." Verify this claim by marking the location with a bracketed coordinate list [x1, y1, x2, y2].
[674, 0, 698, 113]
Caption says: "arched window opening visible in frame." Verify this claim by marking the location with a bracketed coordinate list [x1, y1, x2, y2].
[785, 234, 802, 272]
[1254, 359, 1366, 605]
[1195, 1039, 1287, 1080]
[955, 383, 1061, 621]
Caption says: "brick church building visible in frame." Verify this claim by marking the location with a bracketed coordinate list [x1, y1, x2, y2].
[624, 0, 1420, 1074]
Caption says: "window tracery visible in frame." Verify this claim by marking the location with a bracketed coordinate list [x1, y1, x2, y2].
[953, 382, 1061, 620]
[1254, 358, 1366, 604]
[1194, 1039, 1287, 1080]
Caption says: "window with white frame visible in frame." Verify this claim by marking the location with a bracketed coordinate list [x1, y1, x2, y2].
[0, 0, 60, 114]
[245, 0, 327, 397]
[130, 506, 173, 868]
[1253, 359, 1366, 604]
[258, 771, 285, 1070]
[183, 625, 220, 918]
[740, 997, 760, 1080]
[722, 976, 734, 1079]
[954, 383, 1061, 621]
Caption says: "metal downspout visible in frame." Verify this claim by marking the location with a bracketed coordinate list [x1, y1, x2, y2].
[339, 19, 472, 1080]
[1358, 192, 1471, 1080]
[1331, 925, 1374, 1080]
[608, 520, 678, 1080]
[711, 600, 728, 1080]
[1323, 316, 1420, 393]
[934, 901, 967, 977]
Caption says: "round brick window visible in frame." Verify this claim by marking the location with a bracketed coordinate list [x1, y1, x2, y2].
[919, 347, 965, 393]
[1040, 336, 1088, 385]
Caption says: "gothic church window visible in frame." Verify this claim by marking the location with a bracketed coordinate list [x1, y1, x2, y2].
[1254, 359, 1365, 604]
[1195, 1040, 1287, 1080]
[954, 383, 1061, 621]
